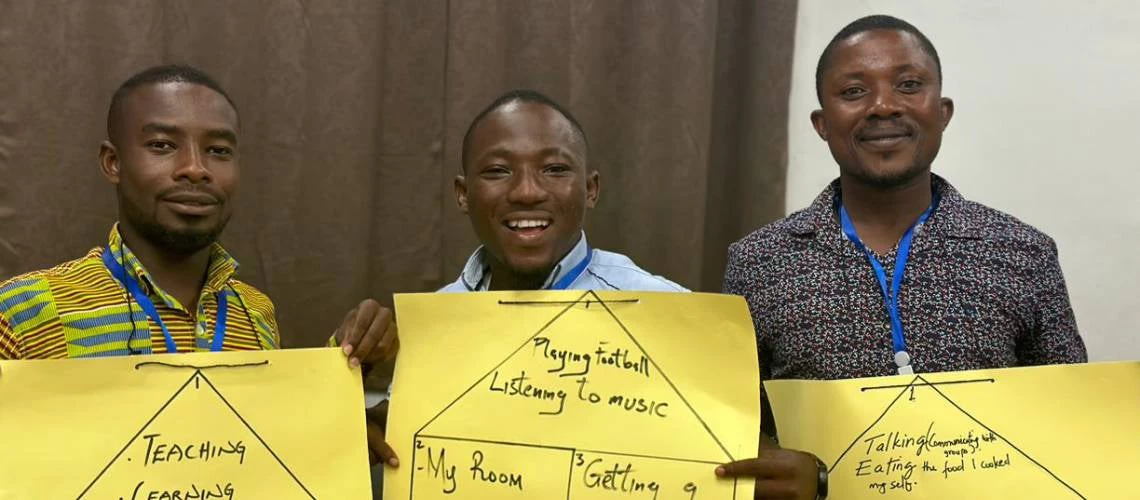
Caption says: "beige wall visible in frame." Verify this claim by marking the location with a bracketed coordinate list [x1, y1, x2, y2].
[787, 1, 1140, 361]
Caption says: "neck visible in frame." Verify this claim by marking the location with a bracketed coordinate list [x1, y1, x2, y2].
[839, 171, 933, 254]
[485, 233, 585, 291]
[117, 222, 212, 312]
[486, 260, 550, 291]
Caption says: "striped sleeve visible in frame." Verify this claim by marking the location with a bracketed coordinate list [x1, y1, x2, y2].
[0, 309, 20, 359]
[230, 280, 282, 350]
[0, 275, 59, 360]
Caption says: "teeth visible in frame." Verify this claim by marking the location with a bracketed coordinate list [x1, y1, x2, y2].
[508, 219, 551, 229]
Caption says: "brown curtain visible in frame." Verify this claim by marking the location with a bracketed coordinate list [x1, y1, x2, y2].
[0, 0, 797, 349]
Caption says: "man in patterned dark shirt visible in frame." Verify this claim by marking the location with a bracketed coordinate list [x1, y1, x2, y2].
[714, 15, 1088, 499]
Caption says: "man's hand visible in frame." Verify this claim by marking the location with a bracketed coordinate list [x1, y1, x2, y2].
[366, 401, 398, 467]
[716, 448, 819, 499]
[334, 298, 398, 373]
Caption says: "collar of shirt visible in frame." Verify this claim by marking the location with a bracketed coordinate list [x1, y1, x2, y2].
[459, 231, 591, 291]
[104, 223, 240, 312]
[782, 174, 989, 253]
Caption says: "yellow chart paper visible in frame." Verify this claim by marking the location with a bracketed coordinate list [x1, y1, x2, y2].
[0, 347, 371, 499]
[766, 362, 1140, 499]
[386, 290, 761, 499]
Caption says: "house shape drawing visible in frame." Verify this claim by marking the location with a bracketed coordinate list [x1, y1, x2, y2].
[78, 369, 315, 500]
[828, 374, 1084, 499]
[410, 290, 741, 499]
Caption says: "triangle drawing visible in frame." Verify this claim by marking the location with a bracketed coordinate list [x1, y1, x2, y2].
[830, 374, 1084, 499]
[77, 370, 315, 500]
[416, 290, 734, 465]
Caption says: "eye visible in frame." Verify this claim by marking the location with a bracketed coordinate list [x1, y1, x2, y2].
[543, 163, 572, 175]
[480, 164, 510, 179]
[898, 79, 923, 93]
[146, 140, 176, 152]
[839, 86, 866, 99]
[207, 145, 234, 157]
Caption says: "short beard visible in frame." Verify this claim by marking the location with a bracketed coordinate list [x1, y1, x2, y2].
[122, 201, 229, 255]
[142, 220, 225, 254]
[844, 161, 929, 190]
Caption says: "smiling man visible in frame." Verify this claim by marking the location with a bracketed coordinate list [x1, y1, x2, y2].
[717, 15, 1087, 499]
[443, 89, 684, 293]
[0, 64, 398, 468]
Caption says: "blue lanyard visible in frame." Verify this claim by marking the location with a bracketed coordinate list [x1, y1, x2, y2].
[549, 245, 593, 290]
[838, 196, 938, 374]
[101, 245, 228, 354]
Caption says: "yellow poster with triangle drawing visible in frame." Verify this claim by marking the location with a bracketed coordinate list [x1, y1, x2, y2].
[0, 347, 372, 499]
[385, 290, 761, 499]
[765, 362, 1140, 499]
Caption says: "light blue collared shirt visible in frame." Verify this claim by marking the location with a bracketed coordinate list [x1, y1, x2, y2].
[439, 232, 687, 292]
[375, 233, 684, 405]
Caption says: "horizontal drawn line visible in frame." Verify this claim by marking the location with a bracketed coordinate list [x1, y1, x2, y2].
[573, 448, 724, 466]
[416, 434, 722, 465]
[134, 360, 270, 371]
[860, 378, 995, 392]
[417, 434, 575, 452]
[499, 298, 642, 307]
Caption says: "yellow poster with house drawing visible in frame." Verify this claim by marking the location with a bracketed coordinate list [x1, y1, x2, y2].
[385, 290, 762, 499]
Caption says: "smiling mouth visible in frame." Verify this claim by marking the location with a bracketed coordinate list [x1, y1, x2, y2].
[504, 219, 551, 237]
[858, 129, 913, 149]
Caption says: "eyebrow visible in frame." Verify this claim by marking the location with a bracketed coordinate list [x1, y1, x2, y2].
[838, 63, 927, 80]
[141, 123, 180, 136]
[206, 128, 238, 145]
[479, 146, 578, 161]
[141, 122, 238, 145]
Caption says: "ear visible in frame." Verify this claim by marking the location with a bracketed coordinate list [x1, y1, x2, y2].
[99, 140, 121, 183]
[585, 170, 600, 209]
[454, 175, 469, 213]
[939, 97, 955, 130]
[810, 110, 829, 141]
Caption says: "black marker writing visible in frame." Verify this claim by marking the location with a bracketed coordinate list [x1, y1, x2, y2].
[128, 480, 234, 500]
[487, 370, 567, 415]
[423, 446, 457, 494]
[607, 394, 668, 418]
[582, 459, 661, 499]
[140, 434, 246, 466]
[533, 337, 593, 377]
[862, 422, 984, 458]
[469, 450, 523, 490]
[593, 346, 649, 378]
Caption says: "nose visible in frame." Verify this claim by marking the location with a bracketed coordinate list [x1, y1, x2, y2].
[867, 86, 904, 120]
[172, 146, 212, 184]
[506, 167, 549, 205]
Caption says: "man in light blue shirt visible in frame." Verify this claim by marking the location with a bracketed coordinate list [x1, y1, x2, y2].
[441, 89, 684, 293]
[372, 91, 683, 493]
[440, 232, 683, 292]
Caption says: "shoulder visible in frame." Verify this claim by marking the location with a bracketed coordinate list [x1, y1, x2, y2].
[586, 249, 688, 292]
[727, 209, 813, 267]
[955, 200, 1058, 255]
[227, 279, 276, 315]
[0, 251, 100, 316]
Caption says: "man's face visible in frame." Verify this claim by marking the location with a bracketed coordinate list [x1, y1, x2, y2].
[101, 82, 239, 253]
[812, 29, 953, 187]
[455, 101, 599, 278]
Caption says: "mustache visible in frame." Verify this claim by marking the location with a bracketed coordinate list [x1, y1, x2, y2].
[856, 120, 915, 139]
[156, 185, 224, 203]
